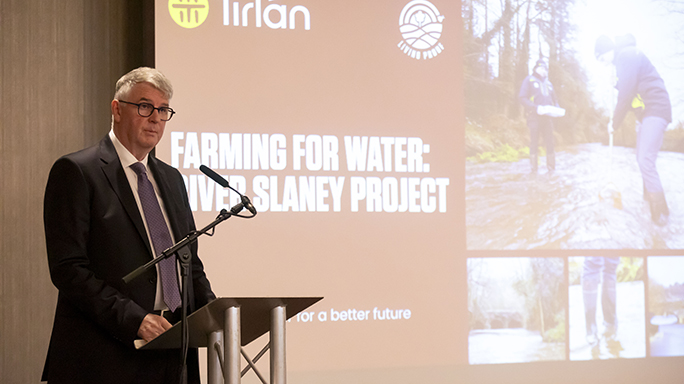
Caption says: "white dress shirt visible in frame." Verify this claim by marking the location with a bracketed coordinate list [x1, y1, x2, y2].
[109, 129, 176, 311]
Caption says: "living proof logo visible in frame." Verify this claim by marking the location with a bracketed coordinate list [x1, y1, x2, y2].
[397, 0, 445, 60]
[169, 0, 210, 29]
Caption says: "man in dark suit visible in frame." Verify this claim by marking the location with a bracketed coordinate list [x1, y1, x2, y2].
[42, 67, 216, 383]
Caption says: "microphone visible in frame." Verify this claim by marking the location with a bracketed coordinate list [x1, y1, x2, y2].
[241, 195, 257, 215]
[199, 165, 229, 188]
[200, 165, 257, 216]
[230, 201, 245, 215]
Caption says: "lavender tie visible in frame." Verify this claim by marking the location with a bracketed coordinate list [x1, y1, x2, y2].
[130, 162, 181, 312]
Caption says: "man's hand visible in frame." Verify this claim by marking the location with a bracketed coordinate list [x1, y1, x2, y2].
[137, 313, 172, 342]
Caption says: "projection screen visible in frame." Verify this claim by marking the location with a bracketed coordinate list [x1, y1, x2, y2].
[155, 0, 684, 382]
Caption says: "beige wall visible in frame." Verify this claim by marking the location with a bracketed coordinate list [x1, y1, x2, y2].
[0, 1, 151, 382]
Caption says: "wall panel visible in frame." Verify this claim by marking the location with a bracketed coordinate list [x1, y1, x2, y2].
[0, 1, 149, 382]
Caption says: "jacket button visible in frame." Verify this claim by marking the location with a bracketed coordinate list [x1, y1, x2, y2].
[148, 277, 157, 285]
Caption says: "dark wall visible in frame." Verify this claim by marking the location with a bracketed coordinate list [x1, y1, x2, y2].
[0, 1, 152, 382]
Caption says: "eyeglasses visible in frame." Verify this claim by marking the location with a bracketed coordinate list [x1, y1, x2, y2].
[118, 100, 176, 121]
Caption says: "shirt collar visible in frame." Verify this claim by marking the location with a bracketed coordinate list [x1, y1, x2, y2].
[109, 129, 149, 169]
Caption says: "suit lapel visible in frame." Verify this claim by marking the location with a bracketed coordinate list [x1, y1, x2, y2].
[148, 156, 185, 242]
[98, 136, 154, 259]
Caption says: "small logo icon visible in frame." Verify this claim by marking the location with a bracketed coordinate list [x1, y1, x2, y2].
[169, 0, 209, 29]
[398, 0, 445, 60]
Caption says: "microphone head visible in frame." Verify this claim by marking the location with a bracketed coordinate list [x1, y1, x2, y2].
[200, 165, 230, 188]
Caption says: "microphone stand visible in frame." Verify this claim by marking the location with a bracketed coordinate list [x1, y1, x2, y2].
[125, 165, 256, 383]
[122, 207, 236, 384]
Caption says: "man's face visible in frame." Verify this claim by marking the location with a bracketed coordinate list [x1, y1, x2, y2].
[534, 65, 548, 78]
[111, 82, 170, 160]
[598, 51, 614, 65]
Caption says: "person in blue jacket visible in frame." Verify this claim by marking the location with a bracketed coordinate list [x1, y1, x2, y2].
[518, 58, 560, 173]
[595, 34, 672, 225]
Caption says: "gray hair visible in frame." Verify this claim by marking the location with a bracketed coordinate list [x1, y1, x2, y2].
[114, 67, 173, 101]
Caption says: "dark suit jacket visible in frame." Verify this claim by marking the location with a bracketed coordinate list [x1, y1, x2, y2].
[42, 135, 216, 383]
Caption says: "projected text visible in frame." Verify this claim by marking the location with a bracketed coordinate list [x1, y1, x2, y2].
[171, 131, 450, 213]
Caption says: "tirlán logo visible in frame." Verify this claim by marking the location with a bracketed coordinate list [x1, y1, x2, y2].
[397, 0, 445, 60]
[169, 0, 210, 29]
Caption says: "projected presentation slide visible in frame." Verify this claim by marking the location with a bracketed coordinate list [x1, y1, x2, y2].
[156, 0, 464, 378]
[465, 0, 684, 250]
[155, 0, 684, 382]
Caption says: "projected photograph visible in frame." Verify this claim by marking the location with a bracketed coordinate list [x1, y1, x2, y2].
[568, 257, 646, 360]
[648, 256, 684, 357]
[464, 0, 684, 250]
[468, 257, 566, 364]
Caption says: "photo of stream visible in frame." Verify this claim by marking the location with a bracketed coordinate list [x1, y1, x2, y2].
[466, 144, 684, 250]
[568, 257, 646, 360]
[463, 0, 684, 251]
[648, 256, 684, 357]
[468, 257, 566, 364]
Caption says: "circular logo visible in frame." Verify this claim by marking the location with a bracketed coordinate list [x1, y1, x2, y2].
[398, 0, 445, 60]
[169, 0, 209, 29]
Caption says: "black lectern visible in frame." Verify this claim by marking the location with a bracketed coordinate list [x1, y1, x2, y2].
[136, 297, 322, 384]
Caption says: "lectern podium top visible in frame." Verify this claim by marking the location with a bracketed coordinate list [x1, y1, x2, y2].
[136, 297, 323, 350]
